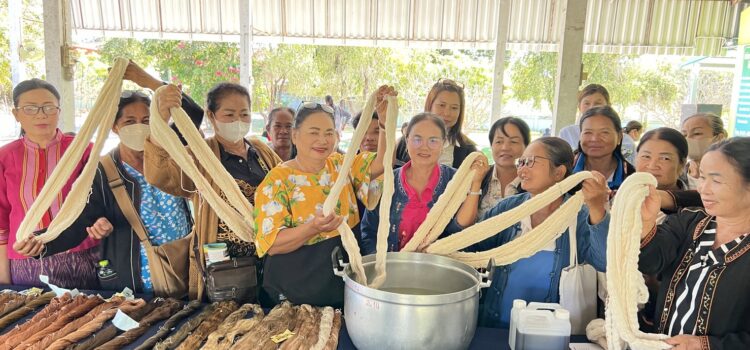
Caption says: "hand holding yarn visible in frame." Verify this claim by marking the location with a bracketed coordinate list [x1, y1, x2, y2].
[581, 171, 610, 224]
[375, 85, 397, 124]
[310, 210, 345, 234]
[640, 186, 661, 234]
[155, 84, 183, 122]
[12, 237, 45, 258]
[469, 155, 490, 186]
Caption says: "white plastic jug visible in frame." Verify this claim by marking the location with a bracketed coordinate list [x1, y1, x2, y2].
[515, 307, 571, 350]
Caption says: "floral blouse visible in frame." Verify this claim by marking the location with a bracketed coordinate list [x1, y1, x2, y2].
[254, 152, 381, 256]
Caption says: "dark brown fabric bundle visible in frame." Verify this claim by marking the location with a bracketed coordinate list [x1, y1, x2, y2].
[323, 310, 343, 350]
[174, 301, 238, 350]
[65, 298, 162, 350]
[0, 291, 55, 331]
[230, 302, 297, 350]
[280, 304, 321, 350]
[133, 300, 201, 350]
[16, 295, 105, 349]
[0, 292, 72, 342]
[201, 303, 259, 350]
[97, 298, 183, 350]
[152, 303, 218, 350]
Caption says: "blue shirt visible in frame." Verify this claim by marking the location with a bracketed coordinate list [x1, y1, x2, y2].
[122, 162, 190, 292]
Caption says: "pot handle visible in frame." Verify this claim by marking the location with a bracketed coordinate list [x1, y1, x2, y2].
[477, 258, 495, 290]
[331, 246, 348, 278]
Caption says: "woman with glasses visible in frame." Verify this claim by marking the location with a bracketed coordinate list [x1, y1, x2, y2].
[477, 117, 531, 218]
[360, 113, 489, 254]
[573, 105, 636, 196]
[0, 79, 100, 288]
[254, 86, 395, 307]
[144, 82, 282, 300]
[452, 137, 611, 328]
[396, 79, 478, 168]
[13, 83, 204, 295]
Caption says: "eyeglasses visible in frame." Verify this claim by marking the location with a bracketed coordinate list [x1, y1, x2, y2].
[299, 101, 334, 114]
[121, 90, 149, 99]
[408, 136, 444, 150]
[16, 105, 61, 116]
[435, 78, 465, 89]
[516, 155, 551, 169]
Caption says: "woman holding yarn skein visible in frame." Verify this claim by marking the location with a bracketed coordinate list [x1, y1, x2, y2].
[253, 85, 395, 308]
[360, 113, 489, 254]
[452, 137, 611, 328]
[144, 82, 282, 300]
[639, 137, 750, 350]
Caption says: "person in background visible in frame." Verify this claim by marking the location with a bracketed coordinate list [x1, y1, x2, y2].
[351, 110, 379, 153]
[559, 84, 610, 150]
[680, 113, 727, 190]
[452, 137, 611, 328]
[619, 120, 642, 165]
[396, 78, 478, 168]
[624, 120, 643, 142]
[639, 137, 750, 349]
[478, 117, 530, 218]
[325, 95, 349, 133]
[0, 79, 100, 288]
[265, 107, 296, 161]
[360, 113, 489, 253]
[573, 105, 636, 194]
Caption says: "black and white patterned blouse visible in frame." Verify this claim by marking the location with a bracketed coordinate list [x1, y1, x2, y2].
[667, 218, 749, 335]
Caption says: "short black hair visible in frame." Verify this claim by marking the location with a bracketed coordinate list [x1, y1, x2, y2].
[267, 106, 295, 126]
[405, 113, 447, 140]
[351, 111, 378, 129]
[206, 83, 251, 113]
[116, 91, 151, 122]
[624, 120, 643, 133]
[488, 117, 531, 146]
[637, 127, 688, 165]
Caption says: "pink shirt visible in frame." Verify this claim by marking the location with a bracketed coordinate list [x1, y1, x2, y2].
[398, 161, 440, 250]
[0, 130, 98, 259]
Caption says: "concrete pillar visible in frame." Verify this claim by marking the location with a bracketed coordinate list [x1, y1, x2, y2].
[9, 0, 23, 86]
[551, 0, 588, 134]
[239, 0, 254, 100]
[42, 0, 75, 132]
[490, 0, 512, 122]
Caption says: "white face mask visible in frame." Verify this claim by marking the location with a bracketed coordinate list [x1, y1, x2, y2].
[118, 123, 150, 151]
[214, 120, 251, 143]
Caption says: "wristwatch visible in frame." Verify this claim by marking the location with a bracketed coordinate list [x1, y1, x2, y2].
[468, 190, 482, 196]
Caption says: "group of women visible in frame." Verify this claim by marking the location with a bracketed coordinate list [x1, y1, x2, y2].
[2, 66, 748, 348]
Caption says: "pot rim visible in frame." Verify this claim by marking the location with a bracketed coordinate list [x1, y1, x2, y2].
[342, 252, 483, 305]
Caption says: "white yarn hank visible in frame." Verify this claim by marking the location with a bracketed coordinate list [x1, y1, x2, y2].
[16, 58, 129, 243]
[149, 86, 255, 241]
[426, 171, 594, 256]
[601, 173, 670, 350]
[400, 152, 481, 252]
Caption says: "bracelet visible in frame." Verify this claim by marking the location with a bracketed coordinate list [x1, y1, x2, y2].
[467, 190, 482, 196]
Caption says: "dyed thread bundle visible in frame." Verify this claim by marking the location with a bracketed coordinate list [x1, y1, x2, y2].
[133, 300, 201, 350]
[100, 298, 183, 350]
[173, 300, 238, 350]
[230, 302, 297, 349]
[201, 303, 258, 350]
[0, 291, 55, 330]
[205, 304, 265, 350]
[153, 302, 217, 350]
[279, 304, 320, 350]
[0, 293, 75, 346]
[67, 298, 162, 350]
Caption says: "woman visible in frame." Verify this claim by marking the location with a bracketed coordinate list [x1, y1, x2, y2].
[145, 82, 282, 300]
[680, 113, 727, 189]
[636, 128, 702, 215]
[478, 117, 530, 218]
[13, 89, 204, 294]
[639, 137, 750, 349]
[360, 113, 489, 254]
[574, 105, 636, 194]
[559, 84, 610, 149]
[265, 107, 296, 161]
[624, 120, 643, 142]
[396, 79, 477, 168]
[0, 79, 99, 288]
[454, 137, 611, 328]
[254, 86, 394, 307]
[351, 111, 380, 153]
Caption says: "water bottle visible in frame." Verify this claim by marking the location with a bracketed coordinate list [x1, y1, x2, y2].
[97, 260, 116, 280]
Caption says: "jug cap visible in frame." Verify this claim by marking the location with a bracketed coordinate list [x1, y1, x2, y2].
[513, 299, 527, 308]
[554, 309, 570, 320]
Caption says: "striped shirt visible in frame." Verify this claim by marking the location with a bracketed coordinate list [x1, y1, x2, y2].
[667, 218, 748, 335]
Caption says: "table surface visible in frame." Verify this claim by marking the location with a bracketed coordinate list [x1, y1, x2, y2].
[0, 285, 589, 349]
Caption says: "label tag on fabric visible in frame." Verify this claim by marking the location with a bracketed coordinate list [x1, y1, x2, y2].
[39, 275, 79, 297]
[271, 329, 295, 343]
[112, 309, 140, 331]
[113, 287, 135, 300]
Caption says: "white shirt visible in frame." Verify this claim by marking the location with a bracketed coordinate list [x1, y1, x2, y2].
[478, 165, 521, 218]
[559, 125, 580, 149]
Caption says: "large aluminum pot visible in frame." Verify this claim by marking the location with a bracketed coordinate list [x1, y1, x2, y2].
[332, 248, 494, 350]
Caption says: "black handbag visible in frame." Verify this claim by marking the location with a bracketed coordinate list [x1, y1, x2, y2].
[205, 255, 258, 303]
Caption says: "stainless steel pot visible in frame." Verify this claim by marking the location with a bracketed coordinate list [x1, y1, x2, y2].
[332, 248, 494, 350]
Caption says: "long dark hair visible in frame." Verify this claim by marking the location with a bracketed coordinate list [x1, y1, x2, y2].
[424, 79, 474, 147]
[12, 78, 60, 107]
[206, 83, 251, 114]
[488, 117, 531, 146]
